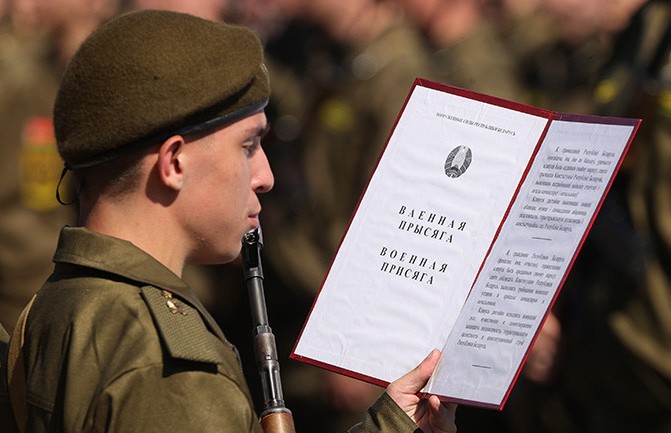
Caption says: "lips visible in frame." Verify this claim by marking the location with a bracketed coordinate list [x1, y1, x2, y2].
[248, 211, 261, 229]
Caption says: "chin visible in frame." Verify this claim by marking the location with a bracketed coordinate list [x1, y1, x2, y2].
[193, 245, 242, 266]
[217, 248, 243, 265]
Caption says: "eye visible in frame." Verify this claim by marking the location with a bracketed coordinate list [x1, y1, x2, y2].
[243, 137, 261, 157]
[243, 123, 270, 157]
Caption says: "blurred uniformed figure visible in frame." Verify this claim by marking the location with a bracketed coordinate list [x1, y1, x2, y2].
[252, 0, 433, 431]
[0, 0, 121, 333]
[498, 0, 647, 113]
[262, 0, 430, 298]
[398, 0, 525, 102]
[224, 1, 350, 425]
[506, 2, 671, 432]
[0, 19, 65, 334]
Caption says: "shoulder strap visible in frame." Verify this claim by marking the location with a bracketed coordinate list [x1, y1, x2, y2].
[7, 295, 36, 433]
[140, 286, 225, 364]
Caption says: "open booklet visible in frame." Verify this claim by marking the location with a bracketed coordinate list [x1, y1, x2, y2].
[290, 78, 641, 409]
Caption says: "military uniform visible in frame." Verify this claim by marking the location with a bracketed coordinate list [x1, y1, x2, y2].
[0, 23, 75, 334]
[426, 16, 524, 102]
[0, 323, 17, 433]
[9, 227, 416, 433]
[260, 23, 436, 429]
[504, 3, 671, 432]
[263, 21, 431, 296]
[589, 19, 671, 428]
[0, 10, 441, 432]
[499, 9, 613, 113]
[601, 3, 671, 404]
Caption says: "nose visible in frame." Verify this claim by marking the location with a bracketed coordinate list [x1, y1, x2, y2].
[252, 146, 274, 193]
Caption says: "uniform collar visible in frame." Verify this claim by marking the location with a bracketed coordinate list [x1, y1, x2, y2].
[54, 226, 188, 291]
[52, 226, 225, 340]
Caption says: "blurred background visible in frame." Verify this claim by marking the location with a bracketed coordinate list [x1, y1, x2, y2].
[2, 0, 671, 432]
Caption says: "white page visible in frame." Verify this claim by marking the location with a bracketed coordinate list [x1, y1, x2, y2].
[427, 119, 636, 406]
[293, 85, 549, 383]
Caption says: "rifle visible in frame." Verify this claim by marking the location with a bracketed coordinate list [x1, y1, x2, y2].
[241, 227, 296, 433]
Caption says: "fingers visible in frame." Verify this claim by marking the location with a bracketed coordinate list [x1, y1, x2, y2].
[428, 396, 458, 433]
[386, 350, 459, 433]
[524, 312, 561, 383]
[387, 349, 441, 411]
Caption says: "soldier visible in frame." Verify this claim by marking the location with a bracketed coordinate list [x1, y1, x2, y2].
[546, 2, 671, 432]
[256, 3, 434, 429]
[1, 10, 456, 433]
[397, 0, 525, 102]
[504, 2, 671, 433]
[497, 0, 646, 113]
[262, 0, 431, 299]
[0, 0, 121, 334]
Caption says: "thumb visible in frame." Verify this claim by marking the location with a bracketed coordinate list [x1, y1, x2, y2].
[390, 349, 441, 395]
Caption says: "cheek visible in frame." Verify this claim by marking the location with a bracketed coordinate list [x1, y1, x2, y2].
[212, 161, 253, 213]
[223, 160, 249, 194]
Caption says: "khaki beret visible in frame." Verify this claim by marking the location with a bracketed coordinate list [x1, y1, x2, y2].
[54, 10, 270, 169]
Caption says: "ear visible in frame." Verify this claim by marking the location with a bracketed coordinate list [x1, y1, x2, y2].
[157, 135, 186, 191]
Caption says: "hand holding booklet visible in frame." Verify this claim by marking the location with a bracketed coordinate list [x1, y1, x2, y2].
[290, 79, 640, 409]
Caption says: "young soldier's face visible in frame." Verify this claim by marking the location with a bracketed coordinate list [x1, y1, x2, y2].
[181, 112, 273, 264]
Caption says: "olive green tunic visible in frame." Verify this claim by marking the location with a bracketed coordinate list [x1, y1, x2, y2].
[13, 227, 416, 433]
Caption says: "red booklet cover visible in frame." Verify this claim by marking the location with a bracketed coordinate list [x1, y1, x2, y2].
[290, 78, 641, 409]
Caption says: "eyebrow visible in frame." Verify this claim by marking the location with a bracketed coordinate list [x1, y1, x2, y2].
[242, 122, 270, 142]
[256, 122, 271, 138]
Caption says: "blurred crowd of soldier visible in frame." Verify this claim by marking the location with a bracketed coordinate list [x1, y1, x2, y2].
[2, 0, 671, 432]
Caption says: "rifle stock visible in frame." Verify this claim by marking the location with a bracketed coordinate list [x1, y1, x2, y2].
[260, 411, 296, 433]
[241, 227, 296, 433]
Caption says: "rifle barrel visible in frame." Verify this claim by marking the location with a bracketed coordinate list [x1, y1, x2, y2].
[242, 227, 296, 433]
